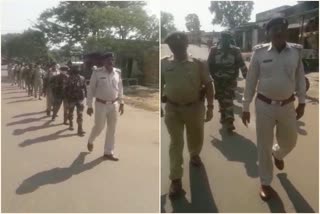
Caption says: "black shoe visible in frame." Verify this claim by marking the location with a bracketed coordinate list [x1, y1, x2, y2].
[169, 179, 185, 199]
[87, 143, 93, 152]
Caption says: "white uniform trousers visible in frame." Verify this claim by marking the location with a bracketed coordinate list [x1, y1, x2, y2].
[88, 101, 118, 155]
[255, 98, 298, 185]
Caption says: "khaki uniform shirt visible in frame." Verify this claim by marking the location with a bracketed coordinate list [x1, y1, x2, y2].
[243, 42, 306, 112]
[161, 55, 213, 104]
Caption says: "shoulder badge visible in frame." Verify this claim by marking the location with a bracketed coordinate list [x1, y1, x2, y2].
[252, 43, 269, 51]
[288, 43, 303, 49]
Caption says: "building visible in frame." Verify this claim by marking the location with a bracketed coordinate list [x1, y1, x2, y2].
[234, 1, 319, 52]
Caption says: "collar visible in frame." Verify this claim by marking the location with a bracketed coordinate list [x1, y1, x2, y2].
[267, 42, 291, 52]
[169, 54, 194, 62]
[103, 66, 115, 74]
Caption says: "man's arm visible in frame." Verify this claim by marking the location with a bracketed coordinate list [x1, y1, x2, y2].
[235, 49, 248, 78]
[118, 70, 124, 104]
[295, 52, 306, 104]
[87, 70, 97, 108]
[242, 50, 260, 112]
[207, 48, 215, 78]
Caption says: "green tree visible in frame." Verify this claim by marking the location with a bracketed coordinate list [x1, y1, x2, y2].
[36, 1, 158, 49]
[161, 11, 177, 40]
[185, 13, 201, 32]
[209, 1, 254, 29]
[1, 29, 49, 62]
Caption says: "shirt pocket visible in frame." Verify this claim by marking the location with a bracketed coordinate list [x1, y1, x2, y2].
[260, 59, 274, 79]
[112, 76, 119, 90]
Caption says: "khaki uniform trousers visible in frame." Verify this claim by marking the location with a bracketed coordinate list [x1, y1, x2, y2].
[255, 98, 297, 185]
[165, 102, 205, 180]
[88, 101, 118, 155]
[46, 88, 54, 113]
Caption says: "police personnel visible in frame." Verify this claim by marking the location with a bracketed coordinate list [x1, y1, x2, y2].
[51, 65, 70, 123]
[65, 66, 87, 136]
[86, 52, 124, 161]
[161, 32, 214, 199]
[208, 31, 248, 134]
[242, 17, 306, 200]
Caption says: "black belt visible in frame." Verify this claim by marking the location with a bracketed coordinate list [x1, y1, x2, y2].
[167, 99, 198, 107]
[96, 98, 117, 104]
[257, 93, 295, 106]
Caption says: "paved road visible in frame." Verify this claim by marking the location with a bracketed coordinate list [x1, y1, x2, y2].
[1, 78, 159, 213]
[161, 44, 319, 213]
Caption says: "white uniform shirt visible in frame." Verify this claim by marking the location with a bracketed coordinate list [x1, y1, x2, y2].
[243, 42, 306, 112]
[87, 67, 124, 108]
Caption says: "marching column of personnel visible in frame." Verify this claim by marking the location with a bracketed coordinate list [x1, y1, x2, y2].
[161, 16, 307, 201]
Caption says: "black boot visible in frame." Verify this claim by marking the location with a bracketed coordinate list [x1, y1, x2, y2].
[169, 179, 185, 199]
[69, 121, 74, 131]
[77, 124, 85, 136]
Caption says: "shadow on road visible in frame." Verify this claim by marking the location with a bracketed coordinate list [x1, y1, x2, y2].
[277, 173, 316, 213]
[297, 121, 307, 135]
[7, 98, 36, 104]
[3, 95, 29, 100]
[19, 128, 77, 147]
[265, 186, 287, 213]
[306, 95, 319, 105]
[162, 164, 219, 213]
[7, 116, 48, 126]
[13, 120, 62, 135]
[211, 129, 258, 178]
[2, 91, 23, 94]
[16, 152, 104, 195]
[13, 111, 46, 118]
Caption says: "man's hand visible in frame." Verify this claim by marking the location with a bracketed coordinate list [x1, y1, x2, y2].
[242, 111, 250, 127]
[205, 107, 213, 122]
[119, 104, 124, 115]
[87, 107, 93, 116]
[296, 103, 305, 120]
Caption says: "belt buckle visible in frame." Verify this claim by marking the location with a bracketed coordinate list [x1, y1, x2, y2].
[271, 100, 282, 105]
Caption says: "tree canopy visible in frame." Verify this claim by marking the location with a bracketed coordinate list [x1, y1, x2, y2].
[185, 13, 201, 32]
[161, 11, 177, 40]
[209, 1, 254, 29]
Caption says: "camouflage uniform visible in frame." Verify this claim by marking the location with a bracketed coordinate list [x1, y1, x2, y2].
[50, 71, 69, 122]
[208, 38, 247, 131]
[65, 71, 87, 136]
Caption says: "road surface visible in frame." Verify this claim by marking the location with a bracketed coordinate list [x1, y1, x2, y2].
[1, 76, 160, 213]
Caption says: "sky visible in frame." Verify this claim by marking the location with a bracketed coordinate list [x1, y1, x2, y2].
[1, 0, 160, 35]
[161, 0, 298, 32]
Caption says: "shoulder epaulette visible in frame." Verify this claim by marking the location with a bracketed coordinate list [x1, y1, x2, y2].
[114, 68, 121, 73]
[161, 55, 171, 61]
[288, 43, 303, 49]
[252, 43, 269, 51]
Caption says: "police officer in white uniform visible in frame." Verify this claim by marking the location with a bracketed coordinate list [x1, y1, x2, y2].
[242, 17, 306, 200]
[86, 52, 124, 161]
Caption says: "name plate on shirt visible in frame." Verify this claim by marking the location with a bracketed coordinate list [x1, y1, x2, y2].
[262, 59, 273, 63]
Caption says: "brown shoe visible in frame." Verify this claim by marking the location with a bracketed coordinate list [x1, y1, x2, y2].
[103, 154, 119, 161]
[259, 185, 275, 201]
[87, 143, 93, 152]
[169, 179, 185, 199]
[190, 155, 203, 167]
[272, 154, 284, 170]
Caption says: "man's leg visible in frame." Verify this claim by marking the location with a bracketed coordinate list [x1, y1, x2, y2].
[273, 102, 298, 160]
[184, 103, 205, 163]
[88, 102, 107, 147]
[104, 103, 118, 155]
[255, 98, 277, 186]
[76, 101, 85, 136]
[52, 97, 63, 120]
[63, 98, 69, 124]
[68, 102, 76, 130]
[165, 104, 185, 181]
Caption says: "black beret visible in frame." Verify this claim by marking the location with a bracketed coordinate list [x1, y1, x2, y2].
[266, 17, 288, 31]
[60, 65, 70, 71]
[101, 52, 114, 59]
[164, 32, 188, 44]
